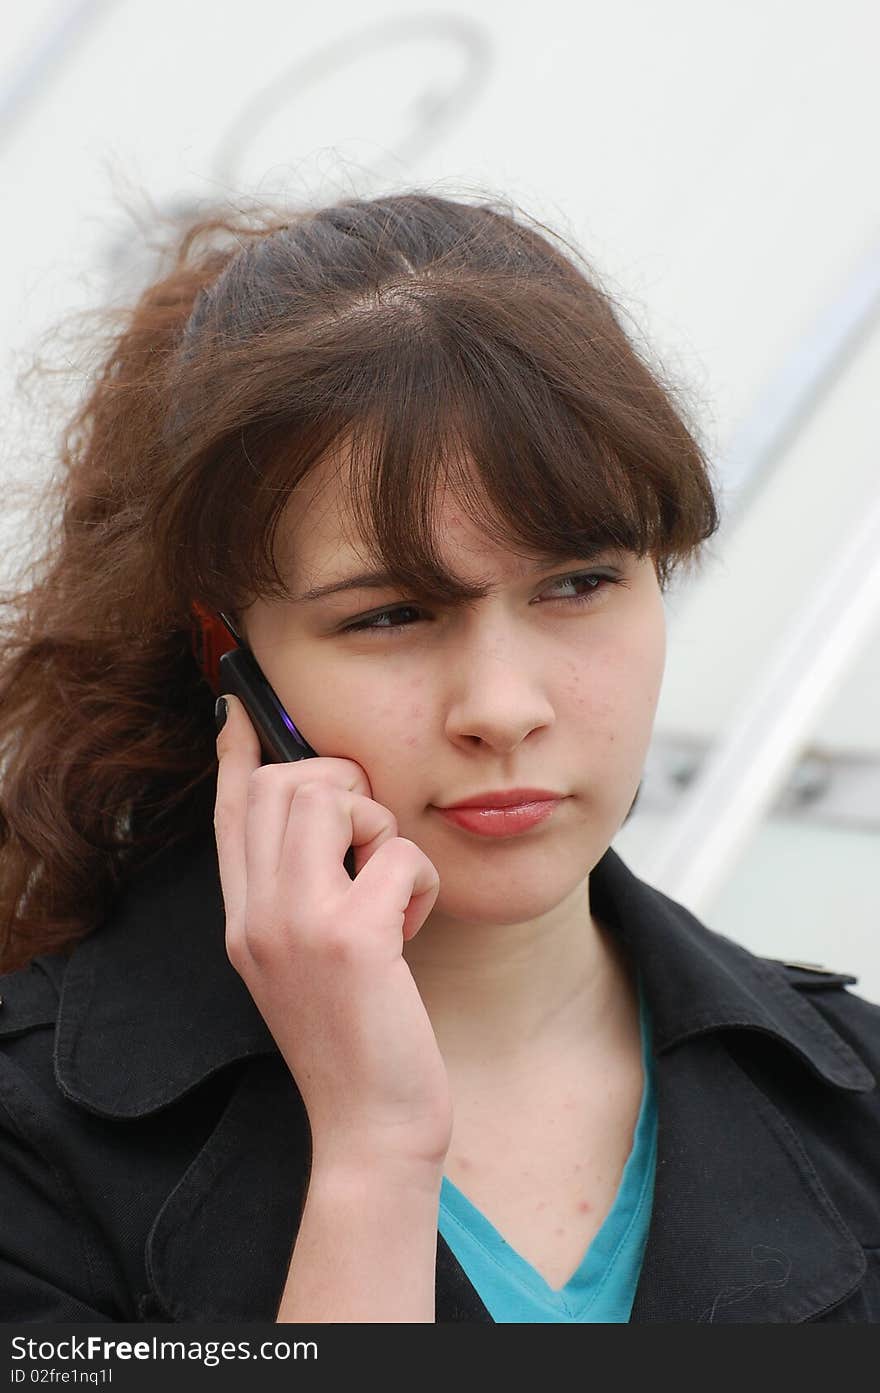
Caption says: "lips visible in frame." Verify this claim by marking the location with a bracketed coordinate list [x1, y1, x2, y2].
[434, 797, 563, 838]
[439, 788, 563, 809]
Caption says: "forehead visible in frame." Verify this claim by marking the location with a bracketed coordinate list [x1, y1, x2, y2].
[277, 446, 499, 578]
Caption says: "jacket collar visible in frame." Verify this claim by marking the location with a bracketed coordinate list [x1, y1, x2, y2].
[54, 805, 875, 1119]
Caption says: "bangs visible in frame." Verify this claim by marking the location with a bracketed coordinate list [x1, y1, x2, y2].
[337, 359, 656, 610]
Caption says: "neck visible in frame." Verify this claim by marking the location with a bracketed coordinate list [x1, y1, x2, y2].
[402, 878, 638, 1074]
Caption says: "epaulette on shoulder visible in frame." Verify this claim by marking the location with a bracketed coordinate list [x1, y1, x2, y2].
[767, 957, 859, 991]
[0, 959, 60, 1039]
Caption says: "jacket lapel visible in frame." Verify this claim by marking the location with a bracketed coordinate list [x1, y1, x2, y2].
[142, 1055, 311, 1321]
[629, 1034, 866, 1322]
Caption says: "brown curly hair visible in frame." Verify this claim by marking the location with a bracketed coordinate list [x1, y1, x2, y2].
[0, 188, 722, 973]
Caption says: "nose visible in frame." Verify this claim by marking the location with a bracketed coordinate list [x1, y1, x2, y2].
[442, 630, 556, 750]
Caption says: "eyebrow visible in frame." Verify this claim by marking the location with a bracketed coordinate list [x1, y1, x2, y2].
[293, 546, 621, 604]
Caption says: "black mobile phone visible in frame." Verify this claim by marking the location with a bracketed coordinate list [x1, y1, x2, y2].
[216, 611, 357, 880]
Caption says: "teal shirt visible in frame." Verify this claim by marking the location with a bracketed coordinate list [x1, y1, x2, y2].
[438, 976, 656, 1322]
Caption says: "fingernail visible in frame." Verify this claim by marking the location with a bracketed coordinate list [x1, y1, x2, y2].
[215, 696, 228, 733]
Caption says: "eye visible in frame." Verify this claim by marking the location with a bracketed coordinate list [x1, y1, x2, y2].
[341, 570, 626, 637]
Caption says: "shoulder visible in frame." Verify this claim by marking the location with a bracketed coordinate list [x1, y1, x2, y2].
[0, 953, 63, 1034]
[764, 957, 880, 1077]
[0, 952, 66, 1101]
[0, 954, 70, 1216]
[0, 951, 126, 1317]
[714, 950, 880, 1130]
[0, 947, 251, 1321]
[763, 953, 880, 1021]
[0, 948, 106, 1180]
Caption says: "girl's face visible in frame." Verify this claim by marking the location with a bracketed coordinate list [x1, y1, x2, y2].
[238, 454, 667, 930]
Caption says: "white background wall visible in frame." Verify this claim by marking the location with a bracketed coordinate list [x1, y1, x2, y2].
[2, 0, 879, 996]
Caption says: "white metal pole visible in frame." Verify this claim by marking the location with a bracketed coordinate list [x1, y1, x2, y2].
[641, 488, 880, 912]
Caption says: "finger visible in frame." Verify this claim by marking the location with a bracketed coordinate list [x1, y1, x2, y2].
[278, 783, 398, 900]
[244, 758, 374, 892]
[351, 837, 441, 944]
[214, 693, 263, 954]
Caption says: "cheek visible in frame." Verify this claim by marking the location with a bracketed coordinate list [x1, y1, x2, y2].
[273, 658, 387, 759]
[402, 675, 429, 747]
[324, 676, 431, 784]
[366, 674, 428, 740]
[359, 680, 436, 806]
[356, 673, 427, 750]
[566, 620, 665, 742]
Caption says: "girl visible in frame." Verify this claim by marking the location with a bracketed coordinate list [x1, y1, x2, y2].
[1, 191, 878, 1323]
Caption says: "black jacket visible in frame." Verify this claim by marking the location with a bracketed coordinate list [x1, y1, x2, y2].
[1, 813, 879, 1324]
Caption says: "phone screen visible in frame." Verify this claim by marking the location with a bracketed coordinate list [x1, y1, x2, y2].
[216, 619, 357, 880]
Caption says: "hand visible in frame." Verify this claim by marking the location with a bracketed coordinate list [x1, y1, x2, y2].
[213, 694, 452, 1172]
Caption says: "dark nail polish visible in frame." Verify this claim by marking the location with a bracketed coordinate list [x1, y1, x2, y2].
[215, 696, 228, 733]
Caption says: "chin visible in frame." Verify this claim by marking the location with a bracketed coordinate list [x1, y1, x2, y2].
[427, 851, 592, 924]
